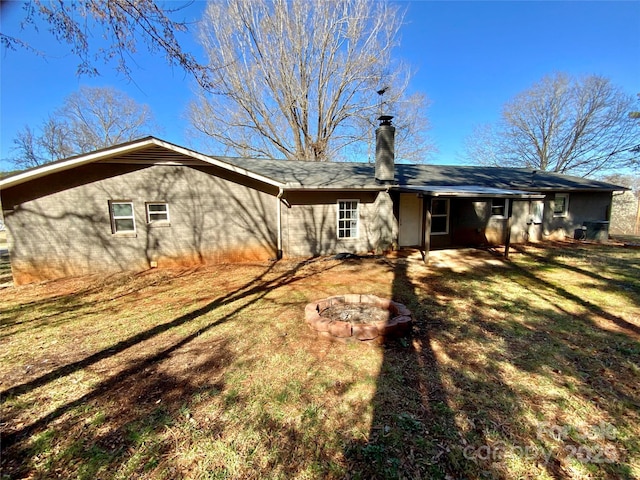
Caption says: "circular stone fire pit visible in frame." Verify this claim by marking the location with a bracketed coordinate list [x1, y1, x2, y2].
[305, 294, 412, 342]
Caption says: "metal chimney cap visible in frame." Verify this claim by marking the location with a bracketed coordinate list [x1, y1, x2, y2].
[378, 115, 394, 126]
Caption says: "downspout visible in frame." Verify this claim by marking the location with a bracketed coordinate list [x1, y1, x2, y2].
[276, 187, 284, 260]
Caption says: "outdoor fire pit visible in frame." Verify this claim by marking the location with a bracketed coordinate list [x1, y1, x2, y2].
[304, 294, 412, 342]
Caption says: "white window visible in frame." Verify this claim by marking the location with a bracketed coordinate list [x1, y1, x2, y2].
[109, 201, 136, 234]
[431, 198, 449, 235]
[531, 201, 544, 224]
[553, 193, 569, 217]
[491, 198, 509, 218]
[337, 200, 359, 239]
[146, 202, 170, 224]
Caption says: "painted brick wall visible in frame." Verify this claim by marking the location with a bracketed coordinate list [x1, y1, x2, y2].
[282, 190, 396, 257]
[2, 162, 279, 284]
[541, 191, 613, 241]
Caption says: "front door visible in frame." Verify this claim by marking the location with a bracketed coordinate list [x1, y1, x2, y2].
[399, 193, 422, 247]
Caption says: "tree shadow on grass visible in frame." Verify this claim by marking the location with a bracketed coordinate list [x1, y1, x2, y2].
[346, 246, 639, 479]
[1, 258, 340, 478]
[6, 339, 234, 479]
[3, 245, 639, 478]
[345, 259, 490, 478]
[1, 260, 294, 400]
[510, 242, 640, 310]
[0, 267, 201, 337]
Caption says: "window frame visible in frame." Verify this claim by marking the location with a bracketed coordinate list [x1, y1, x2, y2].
[336, 199, 359, 239]
[491, 198, 509, 218]
[553, 193, 569, 218]
[109, 200, 136, 235]
[431, 198, 450, 235]
[145, 202, 170, 225]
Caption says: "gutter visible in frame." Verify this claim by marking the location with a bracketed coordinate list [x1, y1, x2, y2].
[281, 186, 389, 192]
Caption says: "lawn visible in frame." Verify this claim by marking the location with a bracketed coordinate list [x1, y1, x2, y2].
[1, 242, 638, 479]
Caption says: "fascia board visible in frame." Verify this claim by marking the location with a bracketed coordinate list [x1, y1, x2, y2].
[0, 138, 159, 190]
[0, 138, 285, 190]
[282, 186, 388, 192]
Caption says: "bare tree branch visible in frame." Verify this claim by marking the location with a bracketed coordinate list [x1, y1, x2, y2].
[188, 0, 433, 162]
[10, 86, 156, 168]
[464, 73, 639, 177]
[1, 0, 214, 88]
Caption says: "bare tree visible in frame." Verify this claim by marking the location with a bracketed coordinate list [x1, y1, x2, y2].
[630, 93, 640, 121]
[11, 86, 156, 169]
[39, 116, 74, 161]
[1, 0, 212, 88]
[465, 73, 639, 177]
[61, 86, 155, 151]
[11, 126, 42, 169]
[188, 0, 432, 162]
[11, 120, 75, 169]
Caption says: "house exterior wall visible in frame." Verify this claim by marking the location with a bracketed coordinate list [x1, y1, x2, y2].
[0, 149, 617, 285]
[281, 190, 396, 257]
[437, 193, 612, 248]
[540, 191, 613, 241]
[448, 192, 613, 244]
[1, 163, 280, 284]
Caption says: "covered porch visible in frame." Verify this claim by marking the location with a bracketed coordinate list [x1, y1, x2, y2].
[394, 186, 545, 263]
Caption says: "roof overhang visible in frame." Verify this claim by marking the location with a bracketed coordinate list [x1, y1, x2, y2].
[510, 185, 629, 193]
[281, 186, 388, 192]
[0, 137, 285, 190]
[393, 185, 546, 199]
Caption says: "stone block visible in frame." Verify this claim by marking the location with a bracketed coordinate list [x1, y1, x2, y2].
[328, 320, 352, 338]
[343, 293, 361, 304]
[329, 296, 345, 306]
[375, 297, 392, 309]
[352, 323, 379, 341]
[374, 316, 398, 336]
[312, 317, 332, 332]
[392, 302, 411, 317]
[304, 303, 321, 324]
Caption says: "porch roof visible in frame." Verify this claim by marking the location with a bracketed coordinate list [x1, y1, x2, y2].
[393, 185, 546, 199]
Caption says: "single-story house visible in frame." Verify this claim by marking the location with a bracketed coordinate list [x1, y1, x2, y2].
[0, 117, 626, 284]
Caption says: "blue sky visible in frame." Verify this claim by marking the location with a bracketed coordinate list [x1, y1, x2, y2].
[1, 1, 639, 171]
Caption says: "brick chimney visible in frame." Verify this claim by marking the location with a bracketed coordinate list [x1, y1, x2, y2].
[375, 115, 395, 184]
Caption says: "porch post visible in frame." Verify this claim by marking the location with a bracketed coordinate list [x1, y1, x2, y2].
[504, 198, 513, 259]
[423, 197, 432, 264]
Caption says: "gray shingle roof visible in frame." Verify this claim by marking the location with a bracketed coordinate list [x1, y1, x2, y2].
[213, 157, 375, 188]
[218, 157, 627, 192]
[0, 135, 627, 194]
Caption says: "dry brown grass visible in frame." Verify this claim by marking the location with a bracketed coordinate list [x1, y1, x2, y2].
[1, 241, 639, 479]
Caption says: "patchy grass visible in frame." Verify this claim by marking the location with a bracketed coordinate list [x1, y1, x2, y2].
[1, 241, 639, 479]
